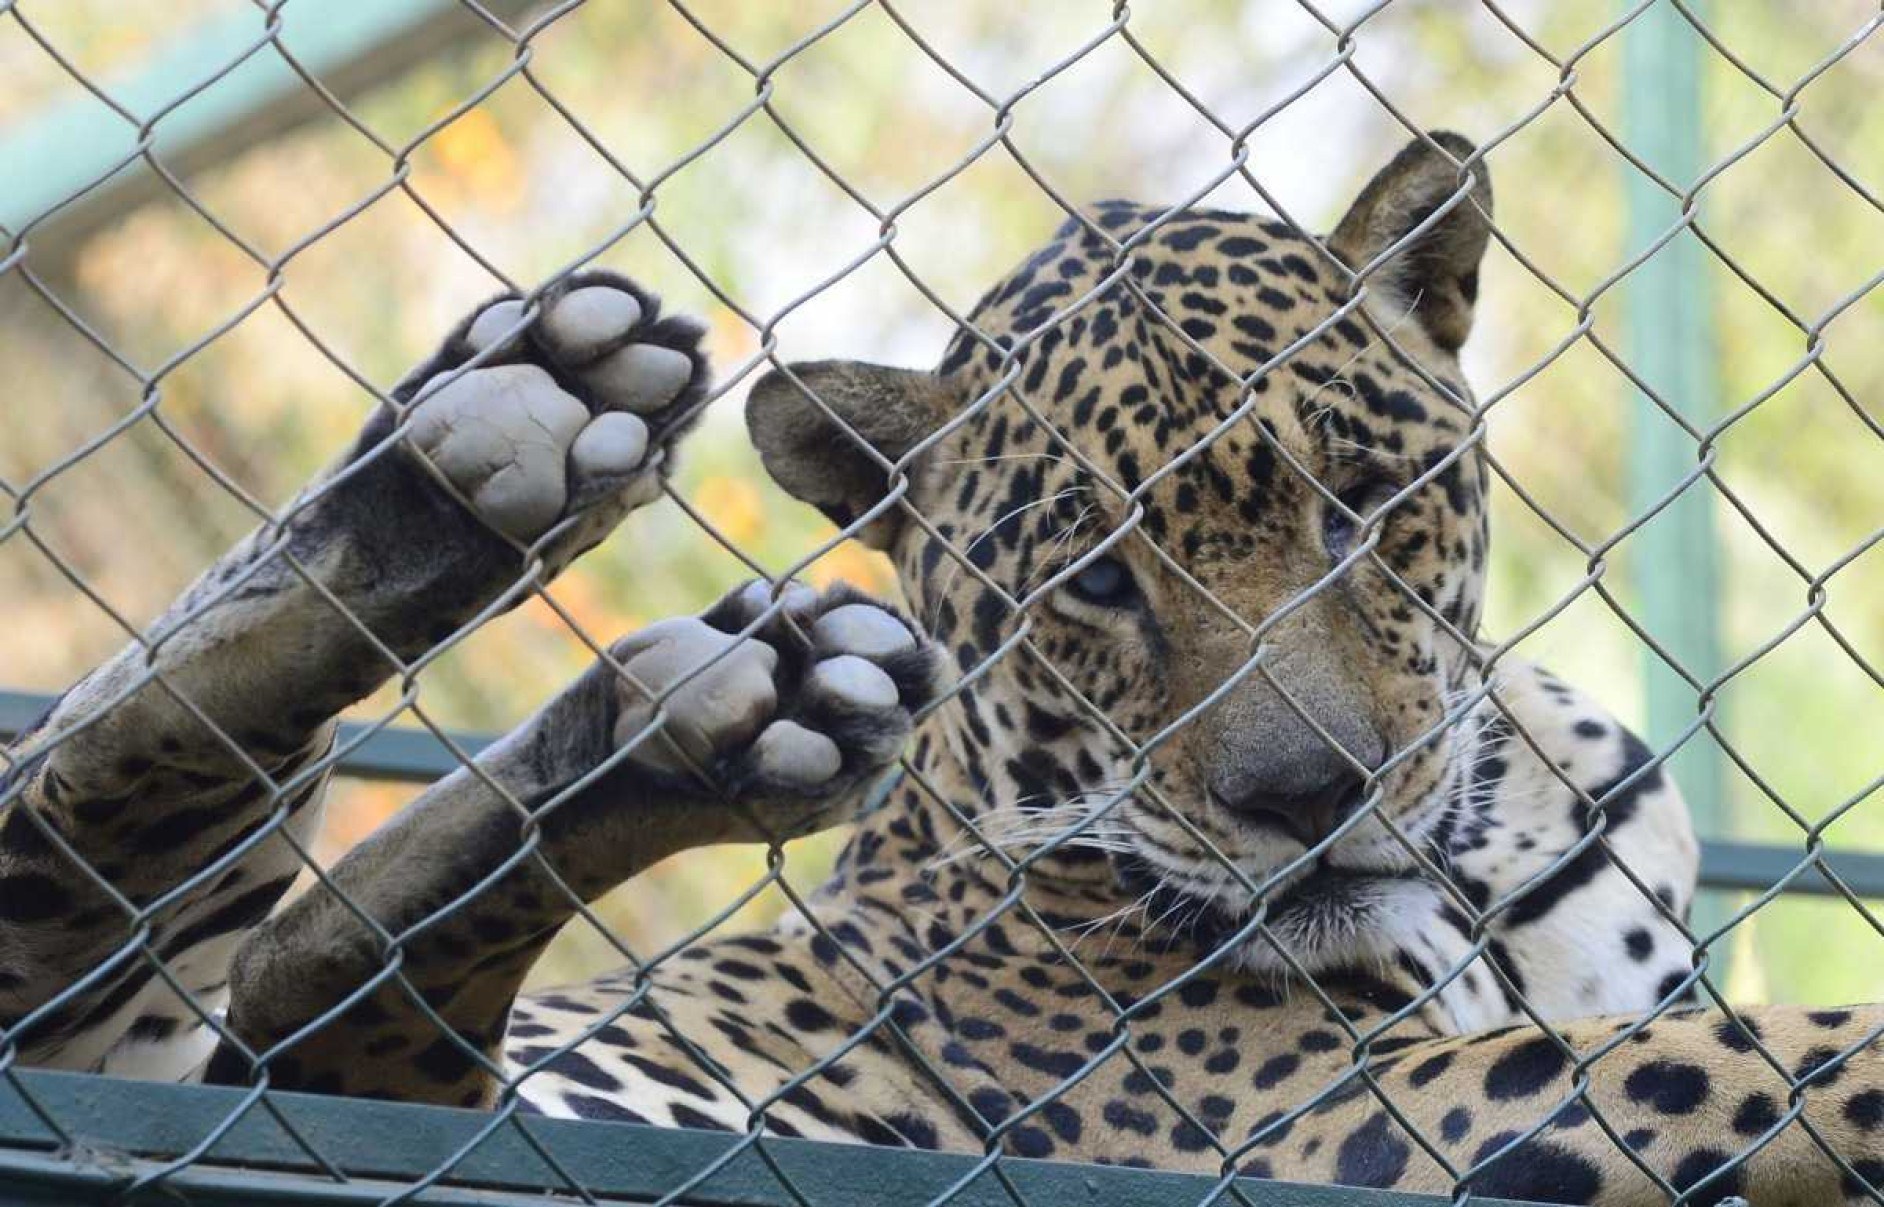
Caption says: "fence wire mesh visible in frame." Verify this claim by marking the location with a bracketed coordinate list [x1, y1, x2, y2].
[0, 1, 1881, 1205]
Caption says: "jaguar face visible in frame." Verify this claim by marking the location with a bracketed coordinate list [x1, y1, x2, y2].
[750, 132, 1496, 971]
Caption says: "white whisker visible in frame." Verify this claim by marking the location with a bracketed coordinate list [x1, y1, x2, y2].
[927, 486, 1089, 628]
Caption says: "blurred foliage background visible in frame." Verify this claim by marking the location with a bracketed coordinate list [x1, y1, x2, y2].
[0, 1, 1878, 1002]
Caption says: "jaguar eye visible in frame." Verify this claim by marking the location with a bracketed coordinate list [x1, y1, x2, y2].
[1324, 482, 1398, 557]
[1066, 555, 1137, 606]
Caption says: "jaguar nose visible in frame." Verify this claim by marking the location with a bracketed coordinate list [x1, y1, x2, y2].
[1211, 770, 1367, 848]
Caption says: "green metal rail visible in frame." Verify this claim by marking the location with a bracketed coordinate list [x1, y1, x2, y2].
[0, 689, 489, 784]
[0, 1070, 1551, 1207]
[6, 689, 1880, 898]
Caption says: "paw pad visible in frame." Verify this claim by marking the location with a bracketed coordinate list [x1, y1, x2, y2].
[539, 286, 643, 361]
[606, 583, 946, 825]
[407, 365, 588, 541]
[582, 345, 696, 415]
[752, 721, 842, 788]
[813, 604, 916, 657]
[610, 618, 778, 776]
[808, 656, 899, 710]
[401, 274, 707, 545]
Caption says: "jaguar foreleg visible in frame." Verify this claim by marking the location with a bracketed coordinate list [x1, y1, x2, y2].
[0, 273, 707, 1078]
[216, 581, 945, 1105]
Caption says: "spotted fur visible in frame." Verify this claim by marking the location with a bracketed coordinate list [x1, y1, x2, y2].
[4, 136, 1880, 1205]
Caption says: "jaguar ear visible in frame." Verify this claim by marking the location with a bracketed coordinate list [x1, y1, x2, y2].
[1328, 131, 1493, 353]
[746, 360, 954, 550]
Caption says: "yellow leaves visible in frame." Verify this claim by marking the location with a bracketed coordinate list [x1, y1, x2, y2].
[318, 781, 413, 864]
[419, 108, 523, 212]
[693, 473, 766, 547]
[705, 309, 758, 362]
[519, 569, 640, 642]
[806, 539, 897, 595]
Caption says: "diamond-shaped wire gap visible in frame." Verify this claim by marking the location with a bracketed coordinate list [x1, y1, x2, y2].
[1708, 587, 1884, 842]
[1487, 12, 1871, 393]
[1116, 0, 1382, 150]
[1618, 1, 1825, 174]
[1564, 286, 1876, 654]
[980, 26, 1263, 212]
[4, 388, 261, 644]
[875, 2, 1160, 108]
[1772, 15, 1884, 210]
[506, 12, 735, 204]
[0, 1, 151, 128]
[1, 5, 310, 259]
[751, 5, 1032, 236]
[1475, 0, 1647, 68]
[1253, 0, 1572, 186]
[1705, 333, 1884, 642]
[1706, 627, 1884, 1005]
[508, 6, 922, 354]
[236, 17, 528, 292]
[1699, 129, 1884, 327]
[638, 113, 904, 326]
[410, 12, 752, 275]
[1672, 0, 1883, 102]
[0, 273, 319, 696]
[1578, 274, 1877, 764]
[0, 295, 163, 682]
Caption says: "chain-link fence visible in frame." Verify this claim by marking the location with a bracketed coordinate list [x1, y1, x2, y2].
[2, 1, 1881, 1204]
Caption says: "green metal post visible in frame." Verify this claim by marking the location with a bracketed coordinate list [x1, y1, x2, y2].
[1620, 2, 1730, 946]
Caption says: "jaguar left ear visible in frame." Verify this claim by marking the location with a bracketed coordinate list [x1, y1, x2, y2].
[1328, 131, 1493, 353]
[746, 360, 954, 550]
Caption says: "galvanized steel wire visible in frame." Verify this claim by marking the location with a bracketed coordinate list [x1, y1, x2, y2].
[1, 1, 1881, 1205]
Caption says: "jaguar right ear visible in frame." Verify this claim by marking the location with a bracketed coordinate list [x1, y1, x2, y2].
[746, 360, 955, 550]
[1328, 131, 1493, 354]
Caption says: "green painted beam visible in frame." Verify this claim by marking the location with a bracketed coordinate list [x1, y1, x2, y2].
[4, 688, 1881, 894]
[1698, 839, 1884, 898]
[1619, 2, 1730, 930]
[0, 689, 486, 783]
[0, 1069, 1554, 1207]
[0, 0, 533, 260]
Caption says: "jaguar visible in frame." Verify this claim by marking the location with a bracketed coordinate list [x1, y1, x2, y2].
[3, 131, 1879, 1204]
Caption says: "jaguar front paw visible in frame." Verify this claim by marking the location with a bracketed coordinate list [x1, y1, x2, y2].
[394, 272, 709, 549]
[603, 581, 948, 841]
